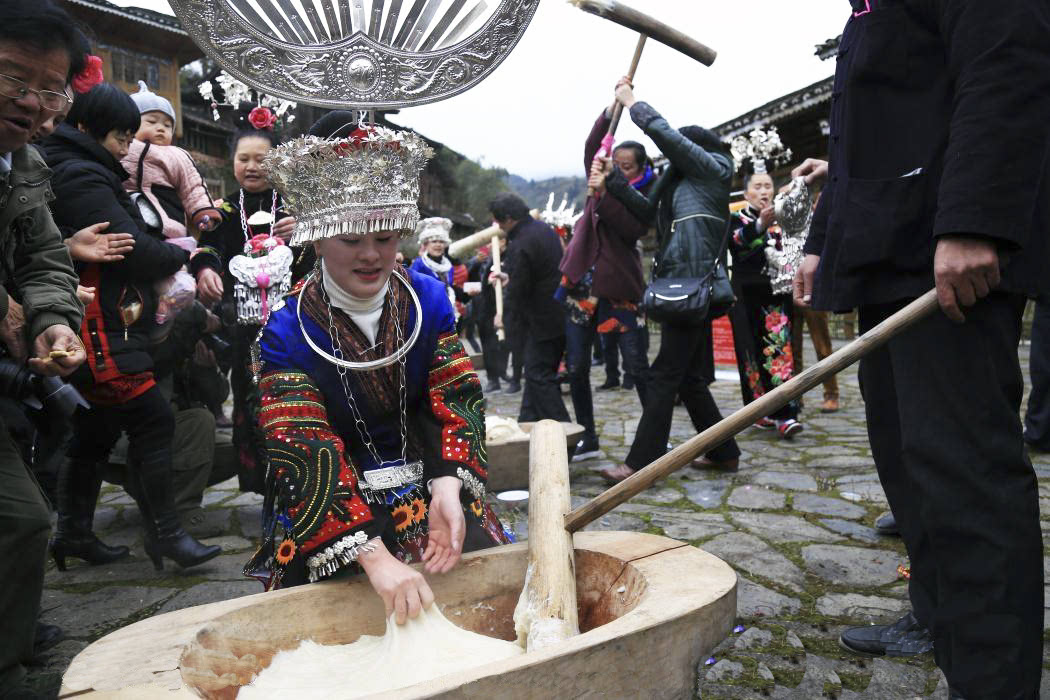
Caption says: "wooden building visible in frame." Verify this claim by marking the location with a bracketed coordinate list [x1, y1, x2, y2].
[714, 36, 839, 185]
[61, 0, 202, 137]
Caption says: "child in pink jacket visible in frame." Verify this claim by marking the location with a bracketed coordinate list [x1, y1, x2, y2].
[122, 82, 221, 322]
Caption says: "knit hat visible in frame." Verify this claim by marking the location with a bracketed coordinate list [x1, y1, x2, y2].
[416, 217, 453, 246]
[131, 81, 176, 122]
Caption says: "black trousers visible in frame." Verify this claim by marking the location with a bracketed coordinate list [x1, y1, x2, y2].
[477, 315, 506, 382]
[518, 334, 570, 424]
[1024, 300, 1050, 449]
[858, 293, 1042, 698]
[505, 311, 526, 383]
[626, 321, 739, 470]
[0, 422, 49, 692]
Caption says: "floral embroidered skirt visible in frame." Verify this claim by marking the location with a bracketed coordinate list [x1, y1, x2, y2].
[728, 282, 799, 421]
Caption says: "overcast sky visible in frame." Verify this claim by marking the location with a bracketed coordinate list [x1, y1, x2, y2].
[111, 1, 848, 179]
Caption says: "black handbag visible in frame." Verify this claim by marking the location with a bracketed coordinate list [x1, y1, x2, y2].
[641, 223, 735, 326]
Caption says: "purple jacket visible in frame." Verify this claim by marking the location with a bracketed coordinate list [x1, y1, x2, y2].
[560, 110, 651, 303]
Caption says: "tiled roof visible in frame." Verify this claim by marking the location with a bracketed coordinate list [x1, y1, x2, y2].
[714, 76, 834, 138]
[65, 0, 186, 35]
[815, 35, 841, 61]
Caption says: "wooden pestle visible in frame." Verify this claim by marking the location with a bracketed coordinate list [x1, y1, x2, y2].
[513, 420, 580, 651]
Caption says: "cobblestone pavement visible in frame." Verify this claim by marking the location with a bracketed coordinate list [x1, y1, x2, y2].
[27, 342, 1050, 698]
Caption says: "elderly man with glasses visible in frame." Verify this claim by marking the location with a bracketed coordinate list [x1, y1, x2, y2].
[0, 2, 88, 697]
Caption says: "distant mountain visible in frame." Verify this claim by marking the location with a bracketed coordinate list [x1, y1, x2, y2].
[504, 173, 588, 213]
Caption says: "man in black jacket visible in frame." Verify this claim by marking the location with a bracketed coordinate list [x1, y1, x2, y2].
[794, 1, 1050, 697]
[489, 193, 570, 424]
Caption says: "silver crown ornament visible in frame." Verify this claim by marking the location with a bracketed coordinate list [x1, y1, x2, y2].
[264, 124, 434, 245]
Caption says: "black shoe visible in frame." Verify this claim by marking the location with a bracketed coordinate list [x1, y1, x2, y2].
[52, 460, 130, 571]
[597, 378, 620, 391]
[484, 380, 502, 394]
[143, 529, 222, 571]
[49, 531, 130, 571]
[571, 438, 601, 463]
[874, 511, 900, 536]
[622, 377, 635, 391]
[134, 455, 222, 571]
[33, 622, 64, 657]
[504, 380, 521, 394]
[839, 612, 933, 657]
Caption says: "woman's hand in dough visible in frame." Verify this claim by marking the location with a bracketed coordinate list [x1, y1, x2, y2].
[423, 477, 466, 575]
[359, 543, 435, 625]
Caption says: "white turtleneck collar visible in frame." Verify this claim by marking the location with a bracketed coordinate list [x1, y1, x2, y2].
[322, 258, 389, 346]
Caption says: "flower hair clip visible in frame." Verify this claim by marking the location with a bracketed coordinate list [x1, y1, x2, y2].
[199, 71, 296, 125]
[248, 106, 278, 131]
[73, 55, 104, 95]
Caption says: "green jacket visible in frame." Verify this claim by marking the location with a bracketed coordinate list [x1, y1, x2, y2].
[0, 145, 82, 339]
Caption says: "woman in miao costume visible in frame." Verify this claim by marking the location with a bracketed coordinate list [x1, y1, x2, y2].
[245, 114, 510, 622]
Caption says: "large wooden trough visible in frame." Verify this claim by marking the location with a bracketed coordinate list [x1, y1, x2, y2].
[486, 421, 585, 492]
[60, 531, 736, 699]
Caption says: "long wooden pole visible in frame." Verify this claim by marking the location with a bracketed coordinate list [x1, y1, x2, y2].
[587, 34, 647, 197]
[565, 289, 941, 533]
[608, 34, 647, 137]
[491, 235, 505, 341]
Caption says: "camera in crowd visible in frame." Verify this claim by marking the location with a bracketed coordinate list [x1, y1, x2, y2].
[0, 356, 88, 419]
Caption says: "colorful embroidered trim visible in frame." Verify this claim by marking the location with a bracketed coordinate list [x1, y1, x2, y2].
[428, 331, 488, 478]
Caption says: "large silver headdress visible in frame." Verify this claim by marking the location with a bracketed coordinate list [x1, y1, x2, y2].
[264, 124, 434, 245]
[167, 0, 541, 109]
[729, 126, 792, 175]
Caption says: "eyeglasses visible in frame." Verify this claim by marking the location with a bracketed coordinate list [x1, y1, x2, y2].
[0, 73, 73, 112]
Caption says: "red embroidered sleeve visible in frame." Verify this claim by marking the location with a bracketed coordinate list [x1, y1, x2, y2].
[259, 371, 386, 583]
[425, 331, 488, 501]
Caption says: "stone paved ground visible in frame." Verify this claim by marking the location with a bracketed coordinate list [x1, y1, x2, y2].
[27, 341, 1050, 698]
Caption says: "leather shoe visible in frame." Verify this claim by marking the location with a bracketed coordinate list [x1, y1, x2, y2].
[596, 464, 635, 484]
[821, 396, 840, 413]
[691, 456, 739, 472]
[839, 612, 932, 657]
[874, 511, 900, 536]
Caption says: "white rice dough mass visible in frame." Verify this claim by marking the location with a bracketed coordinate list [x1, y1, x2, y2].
[239, 606, 523, 698]
[485, 416, 528, 443]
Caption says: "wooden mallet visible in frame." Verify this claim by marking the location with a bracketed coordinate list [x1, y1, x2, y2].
[571, 0, 719, 195]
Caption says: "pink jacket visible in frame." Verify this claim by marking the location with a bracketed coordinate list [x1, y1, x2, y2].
[122, 140, 214, 239]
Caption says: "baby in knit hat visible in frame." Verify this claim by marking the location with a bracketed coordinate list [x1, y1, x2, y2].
[122, 81, 222, 323]
[123, 81, 220, 237]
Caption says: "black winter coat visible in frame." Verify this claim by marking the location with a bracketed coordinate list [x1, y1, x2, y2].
[42, 123, 188, 383]
[606, 102, 732, 282]
[503, 218, 566, 341]
[805, 0, 1050, 310]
